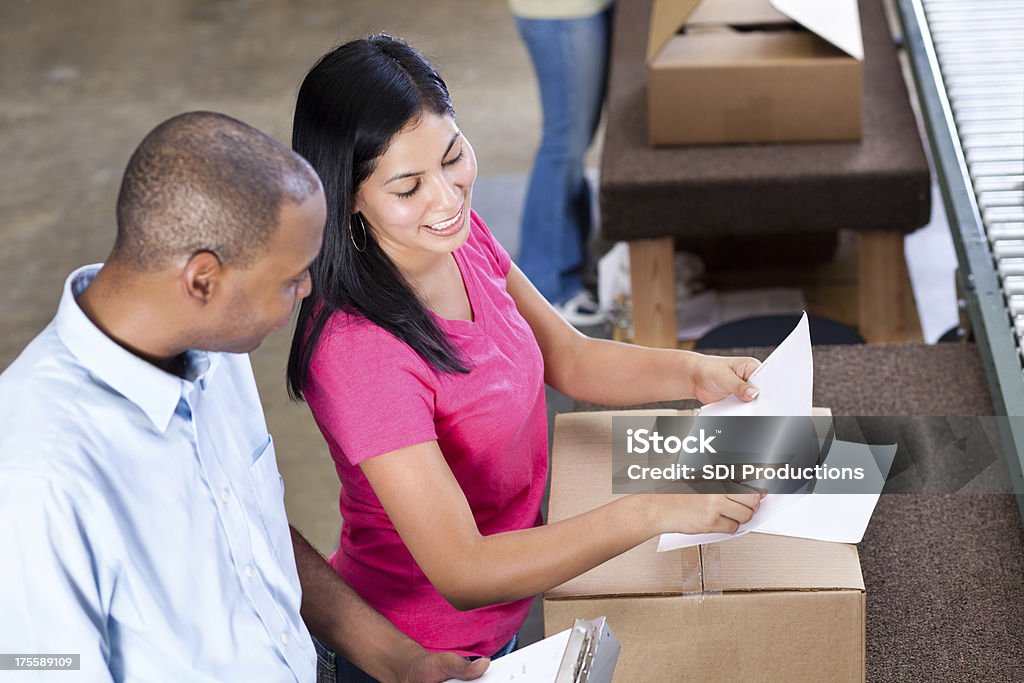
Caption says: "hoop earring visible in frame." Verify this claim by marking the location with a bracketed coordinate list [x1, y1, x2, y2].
[349, 213, 368, 253]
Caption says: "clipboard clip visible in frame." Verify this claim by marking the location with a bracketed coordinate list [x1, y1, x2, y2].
[554, 616, 620, 683]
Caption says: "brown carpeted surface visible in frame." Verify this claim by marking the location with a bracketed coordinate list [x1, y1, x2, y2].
[599, 0, 931, 240]
[577, 343, 1024, 680]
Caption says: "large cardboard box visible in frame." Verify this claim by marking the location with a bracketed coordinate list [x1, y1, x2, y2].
[647, 0, 864, 145]
[543, 411, 866, 681]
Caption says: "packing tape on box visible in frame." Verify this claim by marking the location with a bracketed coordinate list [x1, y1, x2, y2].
[698, 543, 724, 604]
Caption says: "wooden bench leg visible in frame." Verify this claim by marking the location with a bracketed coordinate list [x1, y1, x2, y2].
[629, 238, 677, 348]
[858, 230, 922, 343]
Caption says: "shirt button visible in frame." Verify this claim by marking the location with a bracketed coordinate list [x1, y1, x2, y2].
[220, 488, 230, 503]
[280, 633, 289, 646]
[244, 565, 254, 578]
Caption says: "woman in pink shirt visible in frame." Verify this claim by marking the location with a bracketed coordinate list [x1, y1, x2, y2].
[288, 35, 763, 680]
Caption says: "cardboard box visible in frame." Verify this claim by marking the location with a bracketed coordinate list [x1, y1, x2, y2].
[543, 411, 866, 681]
[647, 0, 864, 145]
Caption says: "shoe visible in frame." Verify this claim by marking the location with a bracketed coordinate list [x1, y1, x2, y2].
[554, 290, 608, 327]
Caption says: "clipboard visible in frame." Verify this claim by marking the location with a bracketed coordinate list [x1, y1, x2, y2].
[554, 617, 620, 683]
[442, 616, 620, 682]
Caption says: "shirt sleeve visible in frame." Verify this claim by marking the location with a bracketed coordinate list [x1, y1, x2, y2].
[306, 320, 439, 466]
[470, 210, 512, 277]
[0, 473, 115, 682]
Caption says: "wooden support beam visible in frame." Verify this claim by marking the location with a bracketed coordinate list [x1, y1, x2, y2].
[858, 230, 922, 343]
[629, 238, 678, 348]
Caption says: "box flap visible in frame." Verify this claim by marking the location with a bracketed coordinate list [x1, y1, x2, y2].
[647, 0, 702, 64]
[650, 0, 864, 64]
[654, 31, 853, 68]
[708, 532, 865, 592]
[771, 0, 863, 60]
[687, 0, 790, 26]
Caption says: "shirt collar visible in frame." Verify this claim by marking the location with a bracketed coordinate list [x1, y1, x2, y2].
[54, 264, 222, 433]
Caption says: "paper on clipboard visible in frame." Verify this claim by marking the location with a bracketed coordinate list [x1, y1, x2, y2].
[443, 616, 620, 683]
[442, 630, 572, 683]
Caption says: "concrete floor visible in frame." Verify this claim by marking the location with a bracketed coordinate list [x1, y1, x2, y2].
[1, 0, 552, 553]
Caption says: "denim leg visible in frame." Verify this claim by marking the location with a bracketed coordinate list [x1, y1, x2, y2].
[333, 656, 381, 683]
[313, 636, 340, 683]
[487, 633, 519, 659]
[316, 634, 520, 683]
[313, 635, 378, 683]
[515, 8, 613, 304]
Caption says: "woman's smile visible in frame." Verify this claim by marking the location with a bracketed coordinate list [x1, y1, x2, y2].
[422, 205, 465, 237]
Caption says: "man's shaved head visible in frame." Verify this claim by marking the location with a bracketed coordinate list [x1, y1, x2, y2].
[114, 111, 321, 269]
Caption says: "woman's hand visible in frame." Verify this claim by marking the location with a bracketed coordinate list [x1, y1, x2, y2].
[688, 354, 761, 405]
[644, 491, 764, 535]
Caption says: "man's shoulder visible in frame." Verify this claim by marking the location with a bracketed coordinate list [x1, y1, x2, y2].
[0, 321, 90, 427]
[2, 320, 75, 387]
[0, 324, 132, 476]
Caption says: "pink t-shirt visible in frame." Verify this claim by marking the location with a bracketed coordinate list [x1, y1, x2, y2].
[304, 211, 548, 657]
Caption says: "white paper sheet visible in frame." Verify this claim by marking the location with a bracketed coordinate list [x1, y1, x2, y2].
[658, 312, 813, 551]
[657, 312, 893, 551]
[755, 494, 877, 544]
[444, 630, 571, 683]
[697, 311, 813, 418]
[757, 441, 897, 543]
[657, 490, 808, 551]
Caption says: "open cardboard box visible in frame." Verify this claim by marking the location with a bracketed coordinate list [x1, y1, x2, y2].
[543, 410, 866, 681]
[647, 0, 864, 145]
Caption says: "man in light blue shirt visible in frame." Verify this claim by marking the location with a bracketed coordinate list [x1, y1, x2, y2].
[0, 112, 487, 683]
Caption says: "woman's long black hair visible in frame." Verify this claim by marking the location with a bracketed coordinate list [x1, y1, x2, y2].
[287, 35, 470, 401]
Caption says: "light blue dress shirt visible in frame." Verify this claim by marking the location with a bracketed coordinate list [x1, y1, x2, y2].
[0, 265, 316, 682]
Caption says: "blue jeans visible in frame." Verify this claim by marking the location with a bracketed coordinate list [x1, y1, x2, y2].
[314, 634, 519, 683]
[515, 7, 613, 304]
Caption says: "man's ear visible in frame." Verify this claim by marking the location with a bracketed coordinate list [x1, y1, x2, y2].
[182, 251, 223, 304]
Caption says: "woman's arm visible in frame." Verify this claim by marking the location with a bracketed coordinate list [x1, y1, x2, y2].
[505, 265, 761, 406]
[360, 441, 761, 611]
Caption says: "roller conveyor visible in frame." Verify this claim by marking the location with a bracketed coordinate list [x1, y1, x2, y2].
[897, 0, 1024, 516]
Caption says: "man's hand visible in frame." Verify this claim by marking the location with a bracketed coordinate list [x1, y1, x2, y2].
[401, 652, 489, 683]
[290, 527, 489, 683]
